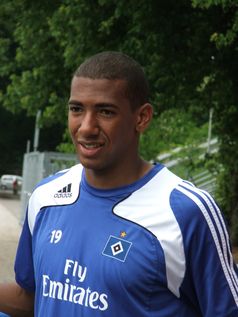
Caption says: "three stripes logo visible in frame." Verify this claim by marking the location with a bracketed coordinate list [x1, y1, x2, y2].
[54, 183, 72, 198]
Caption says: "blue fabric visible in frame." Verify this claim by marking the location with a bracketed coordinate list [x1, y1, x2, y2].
[14, 163, 238, 316]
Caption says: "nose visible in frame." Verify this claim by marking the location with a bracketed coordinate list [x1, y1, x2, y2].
[78, 111, 99, 137]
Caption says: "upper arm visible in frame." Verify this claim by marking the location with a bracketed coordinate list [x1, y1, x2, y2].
[14, 209, 35, 292]
[173, 184, 238, 316]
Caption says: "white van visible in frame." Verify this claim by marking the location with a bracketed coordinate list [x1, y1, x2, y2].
[0, 174, 22, 195]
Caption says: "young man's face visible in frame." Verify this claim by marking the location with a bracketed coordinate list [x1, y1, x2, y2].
[68, 77, 141, 175]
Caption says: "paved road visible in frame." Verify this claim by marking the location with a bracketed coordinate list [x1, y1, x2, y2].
[0, 192, 22, 282]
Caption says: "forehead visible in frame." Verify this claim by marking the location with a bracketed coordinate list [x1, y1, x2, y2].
[70, 77, 129, 103]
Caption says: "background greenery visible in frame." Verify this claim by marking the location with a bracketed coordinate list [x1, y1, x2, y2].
[0, 0, 238, 243]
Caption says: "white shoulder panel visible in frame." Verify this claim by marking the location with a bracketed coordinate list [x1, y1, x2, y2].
[114, 167, 185, 297]
[28, 164, 83, 234]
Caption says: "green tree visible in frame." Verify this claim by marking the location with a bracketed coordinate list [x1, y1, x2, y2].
[0, 0, 34, 175]
[0, 0, 216, 139]
[1, 0, 238, 242]
[0, 0, 67, 173]
[192, 0, 238, 243]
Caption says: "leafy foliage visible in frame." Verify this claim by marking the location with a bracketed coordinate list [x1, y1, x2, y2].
[191, 0, 238, 243]
[140, 109, 209, 161]
[1, 0, 238, 242]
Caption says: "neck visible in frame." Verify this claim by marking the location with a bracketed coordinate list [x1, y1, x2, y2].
[84, 159, 153, 189]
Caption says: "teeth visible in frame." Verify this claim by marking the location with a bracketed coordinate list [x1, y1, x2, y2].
[83, 144, 100, 149]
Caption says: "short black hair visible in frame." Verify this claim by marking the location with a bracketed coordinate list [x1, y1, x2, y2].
[74, 51, 149, 110]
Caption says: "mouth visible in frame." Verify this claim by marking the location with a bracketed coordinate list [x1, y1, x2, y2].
[79, 142, 104, 149]
[76, 141, 104, 158]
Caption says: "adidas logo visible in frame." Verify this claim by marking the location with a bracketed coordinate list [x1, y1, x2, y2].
[54, 183, 72, 198]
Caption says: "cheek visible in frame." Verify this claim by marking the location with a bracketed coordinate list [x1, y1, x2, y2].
[68, 116, 79, 136]
[106, 122, 125, 140]
[110, 122, 135, 145]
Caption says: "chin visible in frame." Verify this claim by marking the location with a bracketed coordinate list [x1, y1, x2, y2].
[78, 158, 105, 171]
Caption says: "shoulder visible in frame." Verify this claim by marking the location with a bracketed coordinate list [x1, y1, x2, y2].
[27, 163, 83, 233]
[146, 165, 217, 223]
[32, 163, 83, 195]
[35, 163, 83, 188]
[171, 178, 219, 225]
[116, 165, 218, 235]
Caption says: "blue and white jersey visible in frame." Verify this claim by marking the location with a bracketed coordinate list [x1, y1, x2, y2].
[15, 164, 238, 316]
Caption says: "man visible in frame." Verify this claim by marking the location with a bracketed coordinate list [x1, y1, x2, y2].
[0, 51, 238, 316]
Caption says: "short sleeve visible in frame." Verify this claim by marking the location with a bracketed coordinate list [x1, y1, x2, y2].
[174, 183, 238, 316]
[14, 208, 35, 292]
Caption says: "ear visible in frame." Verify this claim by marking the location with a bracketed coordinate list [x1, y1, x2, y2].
[135, 103, 153, 133]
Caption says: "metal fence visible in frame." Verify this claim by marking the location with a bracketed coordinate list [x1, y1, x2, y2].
[188, 169, 219, 196]
[158, 137, 221, 196]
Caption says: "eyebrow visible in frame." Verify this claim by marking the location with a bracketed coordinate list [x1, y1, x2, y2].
[68, 100, 82, 106]
[68, 100, 118, 109]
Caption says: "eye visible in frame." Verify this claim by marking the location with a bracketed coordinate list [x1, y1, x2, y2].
[68, 104, 83, 113]
[99, 108, 115, 117]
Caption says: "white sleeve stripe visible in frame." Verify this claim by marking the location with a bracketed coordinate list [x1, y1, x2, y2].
[177, 184, 238, 305]
[200, 189, 234, 269]
[181, 183, 234, 271]
[180, 183, 238, 298]
[181, 183, 238, 292]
